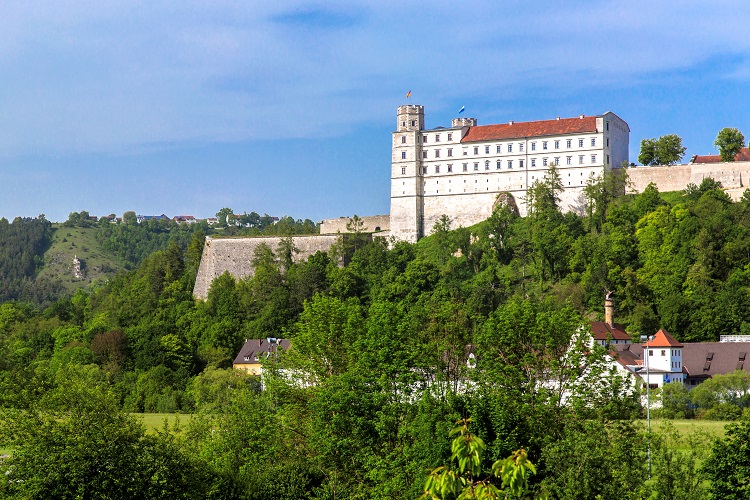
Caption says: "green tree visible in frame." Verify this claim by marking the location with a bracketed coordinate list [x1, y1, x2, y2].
[0, 372, 206, 498]
[703, 415, 750, 500]
[123, 210, 138, 225]
[714, 127, 745, 162]
[638, 135, 687, 165]
[421, 419, 545, 500]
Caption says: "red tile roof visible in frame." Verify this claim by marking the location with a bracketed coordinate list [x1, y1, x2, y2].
[461, 115, 598, 143]
[643, 329, 683, 348]
[590, 321, 631, 342]
[692, 148, 750, 163]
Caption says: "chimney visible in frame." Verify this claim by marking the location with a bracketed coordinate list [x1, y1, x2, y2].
[604, 292, 614, 328]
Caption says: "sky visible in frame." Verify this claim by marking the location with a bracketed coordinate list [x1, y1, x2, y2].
[2, 1, 750, 222]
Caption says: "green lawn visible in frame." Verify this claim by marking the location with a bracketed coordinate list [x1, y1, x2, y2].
[132, 413, 192, 434]
[641, 418, 729, 440]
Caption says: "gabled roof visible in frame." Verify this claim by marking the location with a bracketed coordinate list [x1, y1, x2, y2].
[691, 148, 750, 164]
[461, 115, 598, 143]
[613, 342, 750, 378]
[233, 338, 290, 365]
[643, 329, 683, 348]
[590, 321, 631, 342]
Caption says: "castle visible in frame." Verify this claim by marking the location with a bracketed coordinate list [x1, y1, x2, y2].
[196, 105, 750, 298]
[389, 105, 630, 242]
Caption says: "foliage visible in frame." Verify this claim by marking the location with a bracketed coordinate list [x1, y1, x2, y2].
[714, 127, 745, 162]
[638, 135, 687, 165]
[421, 419, 545, 500]
[703, 415, 750, 499]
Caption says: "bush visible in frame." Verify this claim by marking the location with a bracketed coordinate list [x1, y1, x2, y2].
[698, 402, 743, 421]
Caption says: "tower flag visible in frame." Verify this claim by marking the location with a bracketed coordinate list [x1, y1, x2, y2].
[406, 90, 412, 99]
[458, 105, 465, 114]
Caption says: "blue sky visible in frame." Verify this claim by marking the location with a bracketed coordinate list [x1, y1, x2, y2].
[2, 1, 750, 222]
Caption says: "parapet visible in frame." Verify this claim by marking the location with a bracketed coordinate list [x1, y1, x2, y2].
[452, 117, 477, 127]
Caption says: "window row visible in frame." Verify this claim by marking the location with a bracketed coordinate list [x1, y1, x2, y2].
[418, 132, 454, 144]
[420, 159, 528, 175]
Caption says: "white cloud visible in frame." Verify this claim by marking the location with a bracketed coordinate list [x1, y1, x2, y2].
[1, 0, 750, 157]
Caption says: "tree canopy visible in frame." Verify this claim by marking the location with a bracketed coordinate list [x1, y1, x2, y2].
[714, 127, 745, 162]
[638, 134, 687, 165]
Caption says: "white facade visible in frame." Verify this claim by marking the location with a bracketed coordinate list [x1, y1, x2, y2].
[390, 105, 630, 243]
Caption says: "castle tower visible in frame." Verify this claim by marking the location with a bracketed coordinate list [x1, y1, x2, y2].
[390, 105, 425, 242]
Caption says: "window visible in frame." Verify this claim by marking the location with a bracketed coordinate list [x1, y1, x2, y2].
[579, 139, 584, 147]
[401, 136, 406, 144]
[606, 122, 609, 131]
[606, 138, 609, 147]
[448, 148, 453, 157]
[435, 165, 440, 173]
[447, 164, 453, 172]
[543, 141, 548, 150]
[567, 139, 572, 148]
[401, 167, 406, 174]
[402, 121, 406, 127]
[543, 158, 548, 166]
[485, 160, 490, 170]
[447, 133, 453, 141]
[411, 120, 415, 126]
[519, 159, 524, 168]
[508, 144, 513, 153]
[401, 151, 407, 159]
[496, 160, 501, 169]
[661, 350, 666, 356]
[423, 167, 427, 174]
[435, 134, 441, 142]
[423, 151, 428, 159]
[423, 135, 428, 143]
[649, 350, 653, 356]
[554, 157, 560, 165]
[591, 138, 596, 147]
[591, 154, 597, 163]
[474, 162, 479, 171]
[496, 145, 502, 153]
[508, 160, 513, 168]
[463, 163, 468, 172]
[485, 145, 490, 154]
[531, 142, 537, 151]
[554, 140, 560, 149]
[566, 156, 572, 165]
[435, 150, 440, 158]
[519, 143, 524, 152]
[579, 155, 584, 164]
[474, 147, 479, 155]
[606, 155, 610, 165]
[531, 159, 536, 167]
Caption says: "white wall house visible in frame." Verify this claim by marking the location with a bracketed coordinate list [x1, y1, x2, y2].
[390, 105, 630, 243]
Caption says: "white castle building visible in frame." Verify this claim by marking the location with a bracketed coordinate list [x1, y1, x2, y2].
[390, 105, 630, 242]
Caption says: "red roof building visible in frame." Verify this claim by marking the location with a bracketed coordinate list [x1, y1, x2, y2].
[690, 148, 750, 164]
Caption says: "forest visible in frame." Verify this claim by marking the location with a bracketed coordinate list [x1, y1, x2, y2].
[3, 169, 750, 498]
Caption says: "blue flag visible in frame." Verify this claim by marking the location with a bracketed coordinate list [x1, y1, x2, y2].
[458, 106, 465, 114]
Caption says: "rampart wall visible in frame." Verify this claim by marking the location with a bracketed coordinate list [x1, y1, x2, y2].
[193, 235, 340, 299]
[627, 161, 750, 199]
[319, 214, 390, 234]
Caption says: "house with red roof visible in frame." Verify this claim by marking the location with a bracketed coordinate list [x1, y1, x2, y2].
[690, 148, 750, 164]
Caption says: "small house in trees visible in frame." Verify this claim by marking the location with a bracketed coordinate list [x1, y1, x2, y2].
[233, 338, 289, 376]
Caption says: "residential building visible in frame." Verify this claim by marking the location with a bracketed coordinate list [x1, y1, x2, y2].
[233, 338, 289, 376]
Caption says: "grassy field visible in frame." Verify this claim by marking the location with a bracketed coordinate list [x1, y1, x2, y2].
[36, 225, 125, 294]
[132, 413, 193, 434]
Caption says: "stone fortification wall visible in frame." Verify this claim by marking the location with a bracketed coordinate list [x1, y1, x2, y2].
[319, 214, 390, 235]
[193, 235, 340, 299]
[627, 161, 750, 200]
